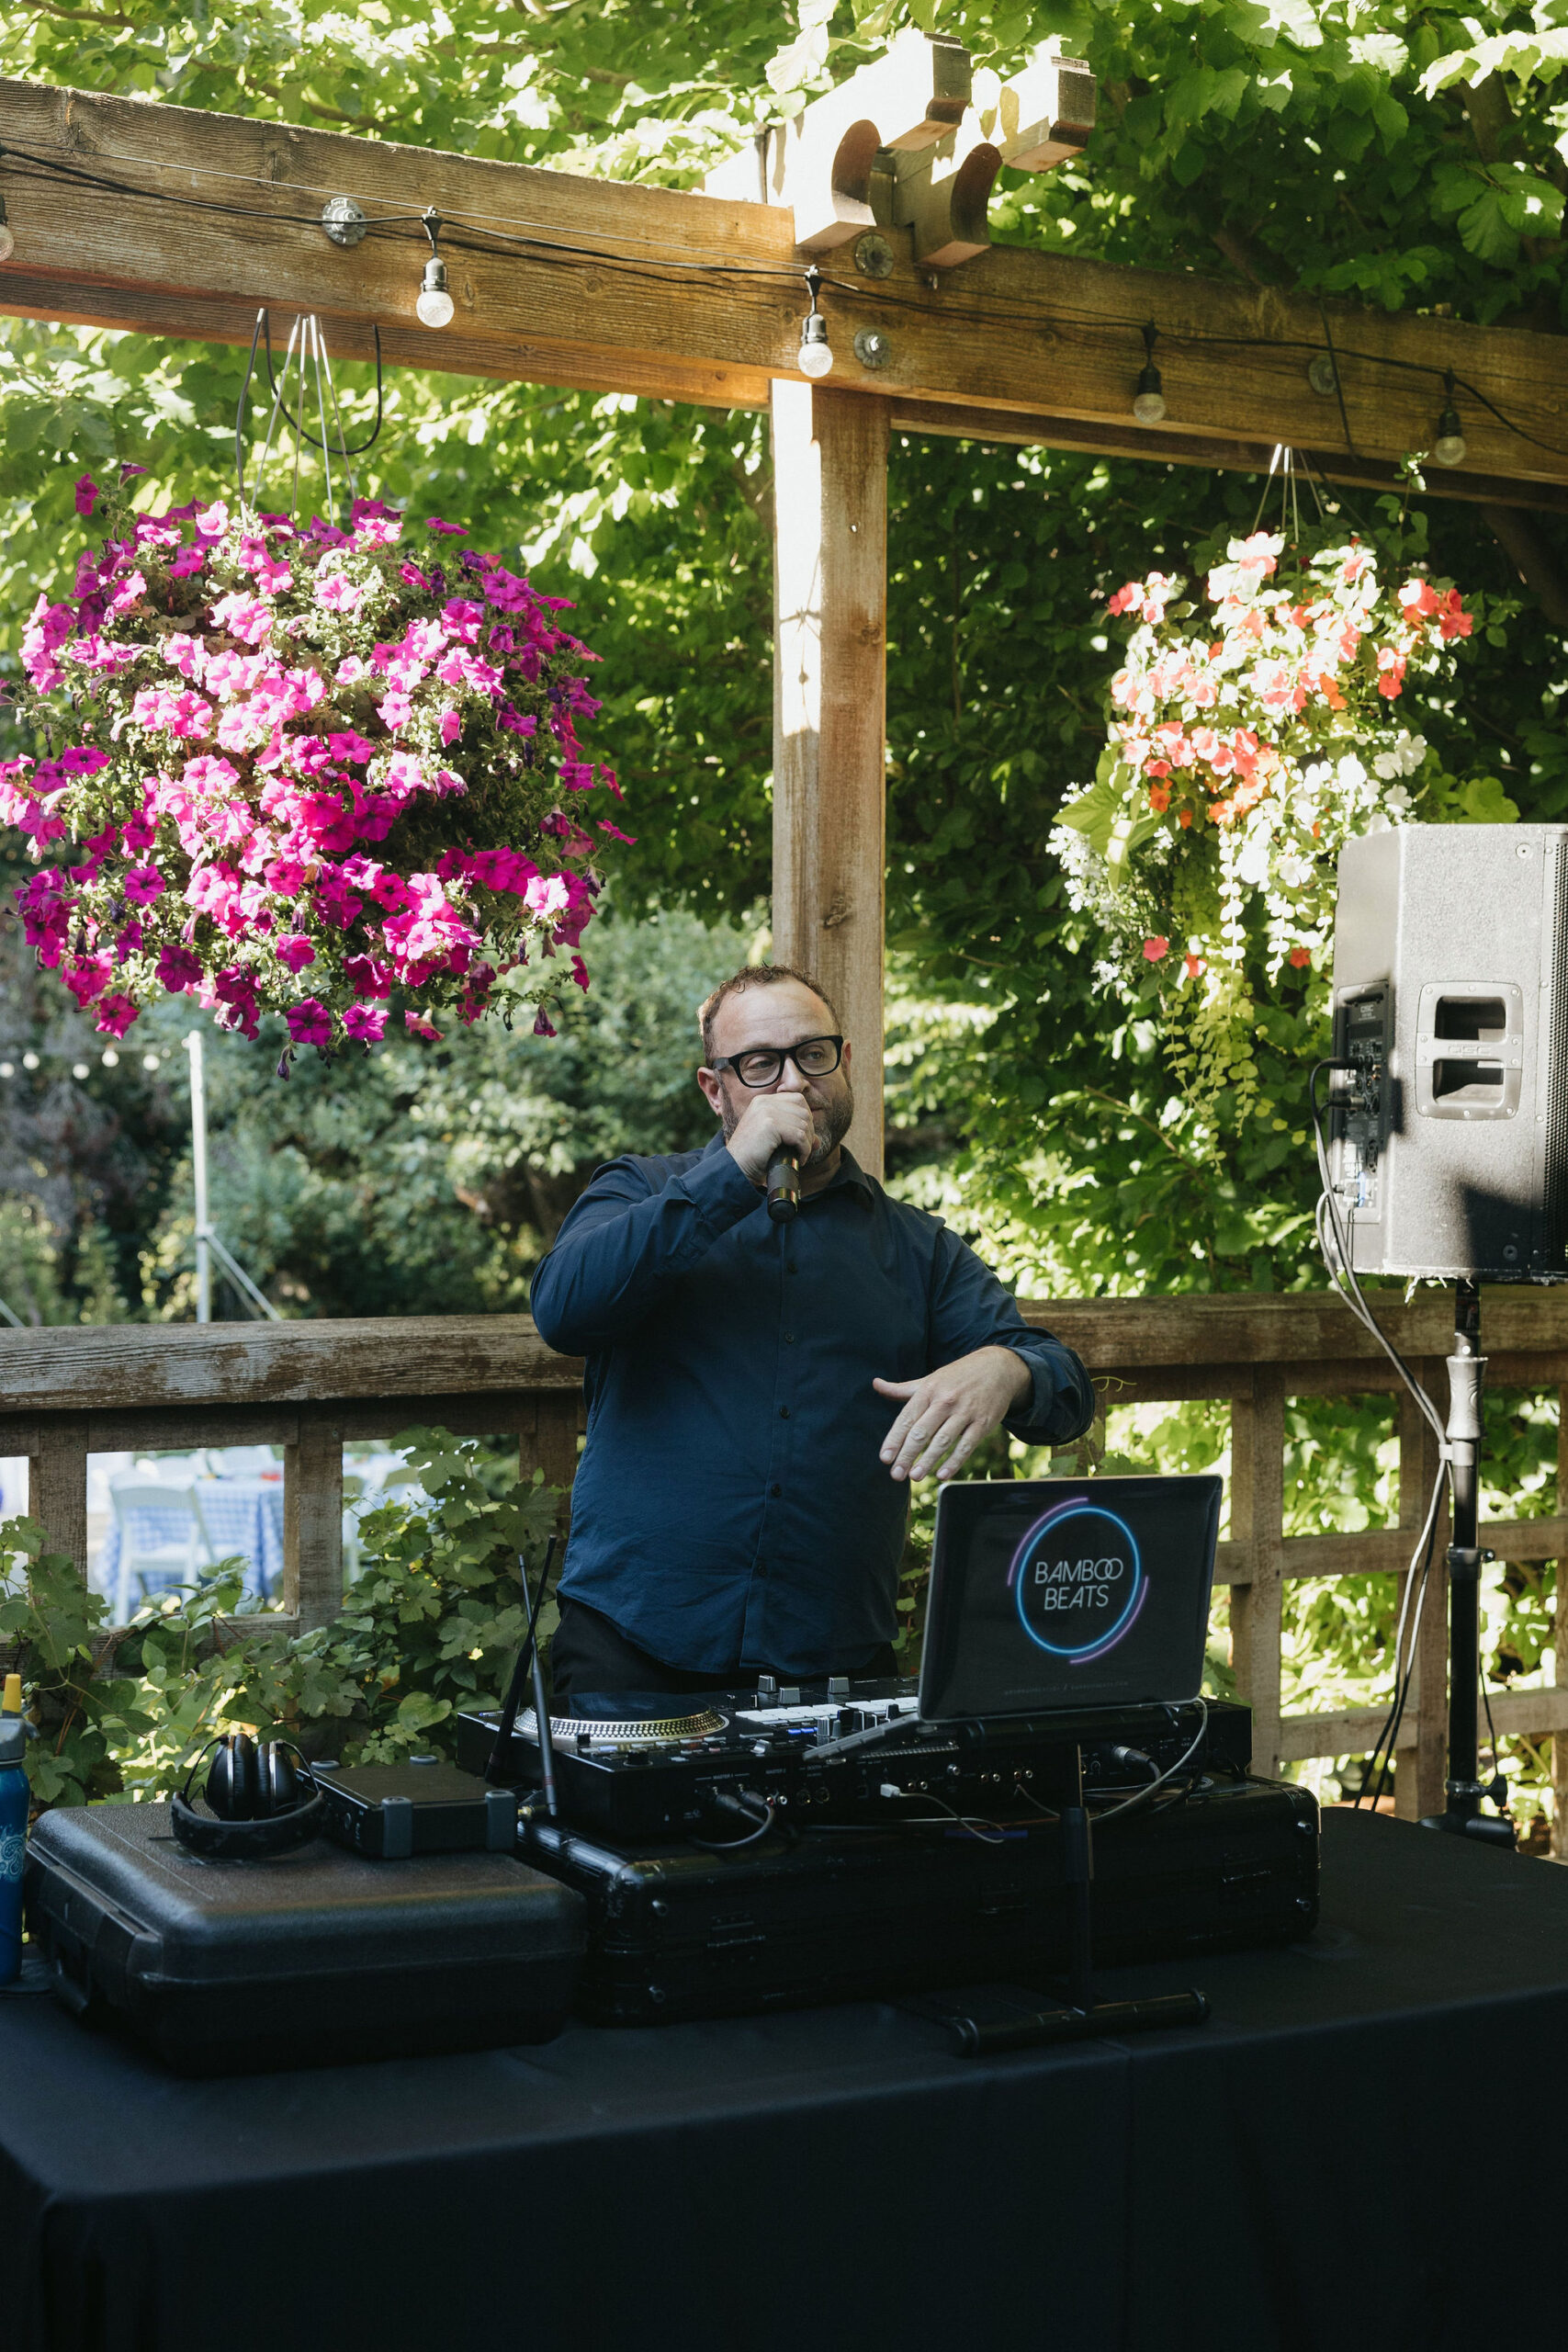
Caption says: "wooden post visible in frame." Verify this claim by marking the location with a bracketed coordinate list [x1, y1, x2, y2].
[520, 1392, 580, 1555]
[282, 1419, 343, 1633]
[27, 1424, 88, 1578]
[1230, 1368, 1284, 1779]
[1555, 1385, 1568, 1857]
[771, 380, 890, 1181]
[1394, 1367, 1450, 1819]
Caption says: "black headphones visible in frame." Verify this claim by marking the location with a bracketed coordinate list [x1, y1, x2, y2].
[171, 1734, 325, 1860]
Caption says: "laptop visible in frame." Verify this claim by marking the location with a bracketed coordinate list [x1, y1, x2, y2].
[917, 1475, 1223, 1723]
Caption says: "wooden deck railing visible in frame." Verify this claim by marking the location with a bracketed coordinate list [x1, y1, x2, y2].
[4, 1288, 1567, 1828]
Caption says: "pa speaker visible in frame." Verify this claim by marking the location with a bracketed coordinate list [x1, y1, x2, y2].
[1330, 824, 1568, 1281]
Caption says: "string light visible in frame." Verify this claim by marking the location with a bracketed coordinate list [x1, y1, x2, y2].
[1433, 371, 1467, 468]
[416, 208, 455, 329]
[797, 265, 833, 379]
[2, 136, 1562, 469]
[1132, 322, 1165, 424]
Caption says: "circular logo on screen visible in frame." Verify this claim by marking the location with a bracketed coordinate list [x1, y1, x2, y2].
[1009, 1501, 1145, 1665]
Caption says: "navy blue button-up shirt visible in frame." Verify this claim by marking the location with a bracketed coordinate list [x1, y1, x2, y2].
[529, 1136, 1095, 1677]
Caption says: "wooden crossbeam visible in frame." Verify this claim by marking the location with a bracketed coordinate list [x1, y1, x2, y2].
[1, 76, 1565, 503]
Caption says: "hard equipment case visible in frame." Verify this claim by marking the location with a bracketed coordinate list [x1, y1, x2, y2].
[25, 1800, 586, 2075]
[523, 1771, 1318, 2027]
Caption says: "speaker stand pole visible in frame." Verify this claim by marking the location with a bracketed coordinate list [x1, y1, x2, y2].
[1419, 1279, 1514, 1846]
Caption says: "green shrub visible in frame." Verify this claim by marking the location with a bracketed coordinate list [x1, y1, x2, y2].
[0, 1429, 560, 1807]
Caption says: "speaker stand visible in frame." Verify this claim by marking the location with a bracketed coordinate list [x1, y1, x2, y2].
[1418, 1279, 1515, 1847]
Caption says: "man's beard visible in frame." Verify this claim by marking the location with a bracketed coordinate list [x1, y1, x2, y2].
[721, 1079, 854, 1166]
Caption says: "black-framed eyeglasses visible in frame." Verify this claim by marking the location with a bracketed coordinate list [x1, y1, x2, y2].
[709, 1034, 844, 1089]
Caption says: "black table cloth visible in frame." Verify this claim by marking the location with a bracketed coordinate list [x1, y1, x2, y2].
[3, 1811, 1565, 2352]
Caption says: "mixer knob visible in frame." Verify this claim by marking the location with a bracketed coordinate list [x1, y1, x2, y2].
[828, 1676, 850, 1697]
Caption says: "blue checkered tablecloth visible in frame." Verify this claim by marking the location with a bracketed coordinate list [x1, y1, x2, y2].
[96, 1479, 285, 1607]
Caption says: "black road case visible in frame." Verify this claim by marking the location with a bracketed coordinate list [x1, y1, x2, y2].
[523, 1773, 1318, 2026]
[25, 1800, 586, 2075]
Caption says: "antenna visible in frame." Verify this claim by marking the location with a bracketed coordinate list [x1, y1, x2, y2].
[488, 1538, 559, 1819]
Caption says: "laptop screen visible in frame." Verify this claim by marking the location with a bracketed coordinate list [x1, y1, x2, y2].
[917, 1475, 1222, 1722]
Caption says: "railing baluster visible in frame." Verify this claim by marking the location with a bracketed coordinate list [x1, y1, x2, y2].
[1394, 1364, 1449, 1819]
[520, 1393, 580, 1495]
[1229, 1386, 1257, 1694]
[1231, 1369, 1285, 1778]
[1556, 1385, 1568, 1859]
[282, 1419, 343, 1633]
[27, 1422, 88, 1581]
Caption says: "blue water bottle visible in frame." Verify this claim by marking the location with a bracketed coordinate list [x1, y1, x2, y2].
[0, 1672, 28, 1985]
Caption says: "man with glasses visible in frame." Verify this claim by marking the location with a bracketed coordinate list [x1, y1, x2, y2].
[531, 964, 1094, 1704]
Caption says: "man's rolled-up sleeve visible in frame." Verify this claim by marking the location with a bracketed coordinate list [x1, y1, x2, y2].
[927, 1227, 1096, 1447]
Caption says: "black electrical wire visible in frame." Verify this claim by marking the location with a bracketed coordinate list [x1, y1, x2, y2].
[687, 1792, 776, 1850]
[1309, 1059, 1455, 1813]
[1317, 298, 1359, 462]
[1088, 1702, 1209, 1823]
[255, 310, 383, 459]
[1359, 1503, 1438, 1812]
[1309, 1061, 1448, 1444]
[3, 133, 1564, 463]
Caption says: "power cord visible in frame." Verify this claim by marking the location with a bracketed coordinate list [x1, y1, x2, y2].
[1309, 1056, 1463, 1812]
[687, 1790, 776, 1851]
[1088, 1702, 1210, 1824]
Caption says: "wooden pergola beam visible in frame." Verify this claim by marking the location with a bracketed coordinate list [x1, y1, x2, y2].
[4, 74, 1566, 1185]
[2, 78, 1565, 497]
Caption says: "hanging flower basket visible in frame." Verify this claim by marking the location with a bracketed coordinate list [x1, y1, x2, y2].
[1, 469, 626, 1059]
[1050, 528, 1493, 1121]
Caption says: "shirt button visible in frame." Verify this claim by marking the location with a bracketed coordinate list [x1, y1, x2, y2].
[784, 1331, 795, 1344]
[779, 1406, 790, 1419]
[786, 1264, 797, 1275]
[770, 1483, 783, 1498]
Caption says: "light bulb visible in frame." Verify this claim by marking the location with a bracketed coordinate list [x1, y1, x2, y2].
[417, 256, 454, 329]
[1433, 405, 1466, 467]
[1132, 323, 1165, 424]
[796, 264, 832, 378]
[0, 227, 13, 266]
[1132, 366, 1166, 425]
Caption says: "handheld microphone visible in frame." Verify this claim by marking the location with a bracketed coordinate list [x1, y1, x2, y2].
[766, 1148, 801, 1225]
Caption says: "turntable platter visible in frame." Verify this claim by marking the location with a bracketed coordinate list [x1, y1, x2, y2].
[520, 1691, 728, 1747]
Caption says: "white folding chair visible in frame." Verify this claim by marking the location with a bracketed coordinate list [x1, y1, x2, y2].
[109, 1481, 216, 1622]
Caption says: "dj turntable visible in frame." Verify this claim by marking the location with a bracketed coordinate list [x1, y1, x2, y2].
[455, 1678, 1252, 1841]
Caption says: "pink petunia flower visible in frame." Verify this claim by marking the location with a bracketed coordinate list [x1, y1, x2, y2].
[285, 998, 333, 1047]
[75, 475, 99, 517]
[210, 590, 274, 645]
[276, 933, 317, 973]
[123, 864, 166, 905]
[344, 1002, 388, 1042]
[157, 944, 204, 992]
[315, 572, 363, 614]
[95, 992, 141, 1037]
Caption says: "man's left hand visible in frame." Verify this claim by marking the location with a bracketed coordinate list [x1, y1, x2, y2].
[873, 1347, 1032, 1484]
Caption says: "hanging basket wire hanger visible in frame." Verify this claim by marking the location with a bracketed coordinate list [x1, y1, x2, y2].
[234, 308, 383, 527]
